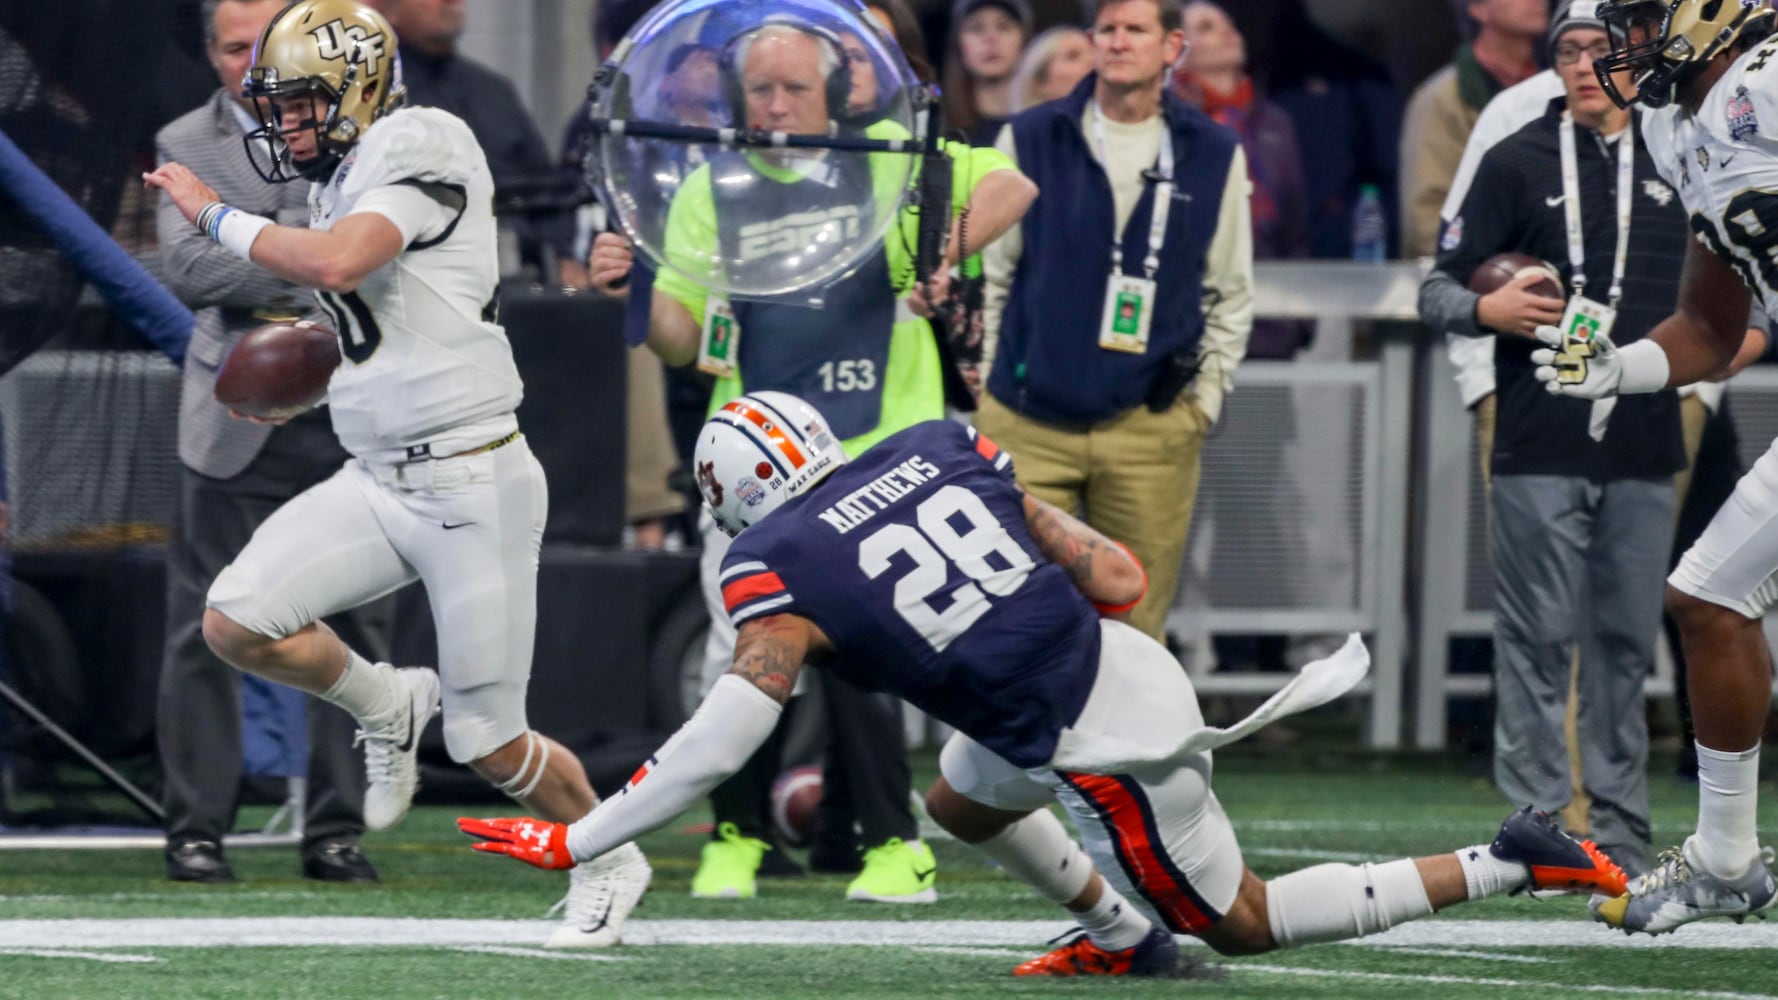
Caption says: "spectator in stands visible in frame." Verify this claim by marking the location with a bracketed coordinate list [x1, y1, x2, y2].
[866, 0, 937, 86]
[980, 0, 1253, 642]
[153, 0, 389, 885]
[1172, 0, 1309, 359]
[590, 16, 1036, 903]
[1010, 26, 1092, 111]
[943, 0, 1033, 145]
[366, 0, 575, 283]
[1261, 0, 1402, 258]
[1416, 6, 1700, 873]
[1400, 0, 1547, 259]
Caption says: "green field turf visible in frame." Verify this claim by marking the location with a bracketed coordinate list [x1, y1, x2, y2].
[3, 748, 1776, 999]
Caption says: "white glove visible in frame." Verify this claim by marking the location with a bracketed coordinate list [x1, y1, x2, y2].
[1531, 324, 1618, 399]
[1530, 324, 1670, 400]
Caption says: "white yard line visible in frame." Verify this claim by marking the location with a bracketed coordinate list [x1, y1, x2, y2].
[0, 891, 328, 904]
[448, 945, 627, 962]
[910, 946, 1030, 958]
[1373, 945, 1556, 964]
[0, 918, 1775, 951]
[1236, 963, 1778, 1000]
[0, 948, 162, 964]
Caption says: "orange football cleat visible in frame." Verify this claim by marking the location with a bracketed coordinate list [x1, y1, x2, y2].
[1013, 925, 1177, 977]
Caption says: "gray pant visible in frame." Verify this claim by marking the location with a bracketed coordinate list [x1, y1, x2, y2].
[157, 412, 394, 849]
[1490, 474, 1674, 866]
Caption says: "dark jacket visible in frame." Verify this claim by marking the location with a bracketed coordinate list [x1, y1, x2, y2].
[1430, 98, 1685, 480]
[989, 77, 1239, 426]
[400, 43, 573, 264]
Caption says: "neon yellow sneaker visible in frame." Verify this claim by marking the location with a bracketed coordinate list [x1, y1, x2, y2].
[690, 822, 767, 899]
[846, 837, 938, 903]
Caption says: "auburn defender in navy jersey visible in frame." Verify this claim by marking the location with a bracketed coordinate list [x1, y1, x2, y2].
[463, 392, 1628, 977]
[721, 417, 1102, 770]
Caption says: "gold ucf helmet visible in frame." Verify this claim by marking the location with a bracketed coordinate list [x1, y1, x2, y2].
[241, 0, 406, 182]
[1594, 0, 1777, 108]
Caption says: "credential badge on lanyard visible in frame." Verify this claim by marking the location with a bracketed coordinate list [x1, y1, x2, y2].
[1553, 111, 1633, 381]
[698, 299, 741, 378]
[1093, 102, 1174, 354]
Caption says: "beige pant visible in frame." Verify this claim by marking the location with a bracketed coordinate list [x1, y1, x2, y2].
[624, 347, 686, 523]
[974, 393, 1210, 641]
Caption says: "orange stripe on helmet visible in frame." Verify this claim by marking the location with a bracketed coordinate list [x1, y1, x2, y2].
[721, 399, 808, 470]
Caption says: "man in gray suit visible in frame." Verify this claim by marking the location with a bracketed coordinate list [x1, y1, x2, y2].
[154, 0, 393, 884]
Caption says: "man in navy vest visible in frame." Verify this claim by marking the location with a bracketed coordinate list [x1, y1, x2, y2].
[979, 0, 1252, 642]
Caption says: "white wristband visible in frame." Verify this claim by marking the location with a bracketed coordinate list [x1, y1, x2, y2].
[1616, 338, 1671, 394]
[202, 204, 273, 260]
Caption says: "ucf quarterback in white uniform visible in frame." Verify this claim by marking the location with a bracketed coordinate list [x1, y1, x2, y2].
[1532, 0, 1778, 935]
[143, 0, 649, 948]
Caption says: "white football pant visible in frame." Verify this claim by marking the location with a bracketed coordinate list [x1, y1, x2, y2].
[207, 437, 547, 762]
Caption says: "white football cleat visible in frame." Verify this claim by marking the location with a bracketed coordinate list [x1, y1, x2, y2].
[355, 666, 440, 832]
[546, 842, 653, 949]
[1589, 838, 1776, 935]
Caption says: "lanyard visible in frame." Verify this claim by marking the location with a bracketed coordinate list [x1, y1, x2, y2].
[1091, 101, 1174, 280]
[1558, 110, 1635, 307]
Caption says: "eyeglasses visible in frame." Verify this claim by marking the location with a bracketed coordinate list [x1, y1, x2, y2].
[1555, 41, 1613, 66]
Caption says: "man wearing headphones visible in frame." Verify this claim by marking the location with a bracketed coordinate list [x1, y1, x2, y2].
[591, 17, 1036, 903]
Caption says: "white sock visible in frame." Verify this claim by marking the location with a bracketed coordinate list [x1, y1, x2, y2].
[1075, 884, 1151, 952]
[1266, 859, 1433, 948]
[1455, 844, 1529, 900]
[1695, 741, 1762, 878]
[319, 651, 401, 725]
[973, 810, 1094, 906]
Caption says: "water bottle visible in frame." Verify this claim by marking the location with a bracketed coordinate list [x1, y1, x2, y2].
[1351, 183, 1387, 263]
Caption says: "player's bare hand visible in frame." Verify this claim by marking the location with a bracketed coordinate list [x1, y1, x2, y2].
[907, 268, 953, 319]
[589, 232, 634, 300]
[1476, 270, 1565, 338]
[142, 163, 221, 227]
[458, 815, 577, 870]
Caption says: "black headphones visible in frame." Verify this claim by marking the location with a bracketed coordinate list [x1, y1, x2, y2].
[717, 17, 852, 127]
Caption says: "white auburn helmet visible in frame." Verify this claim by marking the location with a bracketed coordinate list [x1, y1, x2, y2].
[694, 391, 847, 537]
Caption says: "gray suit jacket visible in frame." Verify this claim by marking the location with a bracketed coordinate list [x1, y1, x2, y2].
[155, 89, 320, 480]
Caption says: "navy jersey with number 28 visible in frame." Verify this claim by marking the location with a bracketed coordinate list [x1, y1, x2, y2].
[719, 420, 1102, 767]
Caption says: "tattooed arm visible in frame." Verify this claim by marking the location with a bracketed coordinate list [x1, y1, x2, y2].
[1022, 493, 1148, 616]
[728, 614, 830, 702]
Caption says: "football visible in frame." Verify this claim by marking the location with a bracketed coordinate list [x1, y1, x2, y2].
[770, 764, 824, 848]
[1467, 252, 1565, 301]
[214, 320, 341, 420]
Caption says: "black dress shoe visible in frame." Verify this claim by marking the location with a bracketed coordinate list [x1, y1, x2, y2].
[166, 837, 237, 884]
[302, 838, 379, 883]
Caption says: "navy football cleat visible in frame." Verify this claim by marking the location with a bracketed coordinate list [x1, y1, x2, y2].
[1488, 806, 1629, 896]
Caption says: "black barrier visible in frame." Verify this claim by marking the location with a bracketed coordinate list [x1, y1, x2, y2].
[504, 287, 629, 548]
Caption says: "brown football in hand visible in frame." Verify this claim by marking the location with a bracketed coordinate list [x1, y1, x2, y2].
[214, 321, 340, 419]
[1467, 251, 1566, 301]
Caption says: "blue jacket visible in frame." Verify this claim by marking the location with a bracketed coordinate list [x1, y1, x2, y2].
[989, 76, 1238, 425]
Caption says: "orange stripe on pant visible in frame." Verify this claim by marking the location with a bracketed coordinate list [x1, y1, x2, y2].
[1060, 772, 1219, 933]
